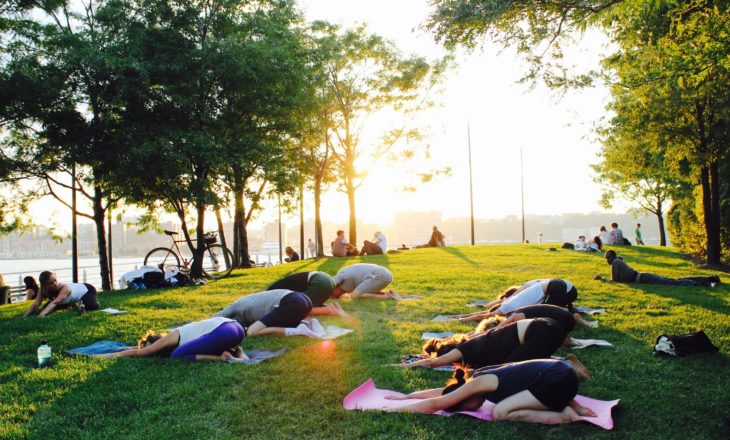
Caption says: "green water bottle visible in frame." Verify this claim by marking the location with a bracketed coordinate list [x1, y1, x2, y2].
[37, 340, 51, 369]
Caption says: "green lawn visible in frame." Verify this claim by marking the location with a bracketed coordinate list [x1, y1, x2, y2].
[1, 244, 728, 439]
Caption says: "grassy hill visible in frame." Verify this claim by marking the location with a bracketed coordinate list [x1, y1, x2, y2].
[1, 244, 728, 439]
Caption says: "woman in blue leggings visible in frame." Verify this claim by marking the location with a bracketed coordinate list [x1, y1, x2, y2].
[96, 317, 246, 361]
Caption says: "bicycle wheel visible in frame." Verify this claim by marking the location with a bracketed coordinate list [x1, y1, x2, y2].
[144, 247, 181, 272]
[202, 244, 234, 279]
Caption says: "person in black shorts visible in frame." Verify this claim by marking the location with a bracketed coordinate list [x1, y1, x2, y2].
[267, 271, 348, 317]
[474, 304, 597, 335]
[393, 318, 572, 370]
[384, 358, 595, 423]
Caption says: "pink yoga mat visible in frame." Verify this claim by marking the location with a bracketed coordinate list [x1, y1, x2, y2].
[343, 379, 619, 430]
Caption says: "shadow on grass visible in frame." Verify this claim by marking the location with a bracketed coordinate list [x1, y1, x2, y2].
[435, 246, 479, 266]
[607, 246, 697, 270]
[629, 283, 729, 316]
[314, 257, 349, 275]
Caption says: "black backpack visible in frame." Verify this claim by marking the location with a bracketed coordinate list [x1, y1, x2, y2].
[653, 330, 719, 356]
[561, 242, 575, 249]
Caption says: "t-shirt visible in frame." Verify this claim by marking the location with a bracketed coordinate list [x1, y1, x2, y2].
[268, 272, 312, 292]
[473, 359, 574, 404]
[59, 283, 89, 305]
[611, 258, 638, 283]
[214, 289, 292, 326]
[456, 322, 520, 368]
[267, 272, 334, 306]
[333, 264, 391, 293]
[374, 233, 387, 253]
[497, 283, 545, 314]
[332, 236, 348, 257]
[599, 231, 611, 245]
[610, 228, 624, 245]
[287, 251, 300, 262]
[176, 317, 235, 346]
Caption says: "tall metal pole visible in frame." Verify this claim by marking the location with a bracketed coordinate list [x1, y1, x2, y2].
[520, 147, 526, 243]
[467, 121, 475, 245]
[108, 205, 113, 289]
[278, 194, 283, 263]
[299, 184, 304, 259]
[71, 162, 78, 282]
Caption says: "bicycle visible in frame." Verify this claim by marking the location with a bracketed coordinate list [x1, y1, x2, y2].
[144, 230, 234, 279]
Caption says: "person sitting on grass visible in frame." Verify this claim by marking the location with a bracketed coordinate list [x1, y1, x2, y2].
[332, 230, 358, 257]
[360, 231, 388, 256]
[452, 279, 578, 323]
[213, 289, 322, 337]
[384, 358, 595, 423]
[284, 246, 300, 262]
[267, 271, 348, 317]
[596, 250, 721, 287]
[24, 276, 40, 301]
[94, 317, 246, 362]
[23, 271, 100, 317]
[393, 318, 571, 370]
[331, 263, 401, 300]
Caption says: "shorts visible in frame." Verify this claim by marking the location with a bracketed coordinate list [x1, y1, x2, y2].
[81, 284, 100, 311]
[305, 272, 336, 306]
[259, 292, 312, 328]
[353, 270, 393, 294]
[528, 365, 579, 410]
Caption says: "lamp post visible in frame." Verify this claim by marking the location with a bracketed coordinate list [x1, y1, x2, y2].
[71, 162, 78, 282]
[278, 194, 283, 264]
[467, 122, 475, 245]
[520, 147, 525, 243]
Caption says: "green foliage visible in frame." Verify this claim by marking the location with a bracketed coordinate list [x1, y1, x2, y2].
[1, 245, 728, 438]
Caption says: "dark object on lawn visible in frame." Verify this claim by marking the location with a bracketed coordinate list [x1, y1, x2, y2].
[653, 331, 719, 356]
[142, 271, 166, 288]
[622, 238, 632, 245]
[546, 247, 557, 252]
[561, 243, 575, 250]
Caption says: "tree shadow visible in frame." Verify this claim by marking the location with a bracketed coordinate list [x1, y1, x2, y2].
[435, 246, 479, 266]
[314, 256, 350, 275]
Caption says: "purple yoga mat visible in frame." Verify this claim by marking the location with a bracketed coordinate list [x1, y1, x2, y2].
[343, 379, 619, 430]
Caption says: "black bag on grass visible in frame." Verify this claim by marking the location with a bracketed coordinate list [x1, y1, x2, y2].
[561, 242, 575, 249]
[653, 331, 719, 356]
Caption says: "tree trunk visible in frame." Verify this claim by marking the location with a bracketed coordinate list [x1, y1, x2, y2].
[215, 207, 231, 269]
[656, 204, 667, 247]
[704, 161, 722, 264]
[314, 175, 325, 257]
[299, 184, 304, 258]
[92, 181, 111, 290]
[346, 177, 357, 246]
[190, 202, 206, 278]
[232, 171, 251, 268]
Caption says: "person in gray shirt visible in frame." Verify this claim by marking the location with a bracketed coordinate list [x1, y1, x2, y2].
[214, 289, 319, 337]
[331, 263, 401, 300]
[596, 250, 720, 286]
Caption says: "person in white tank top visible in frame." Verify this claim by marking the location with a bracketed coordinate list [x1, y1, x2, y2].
[24, 271, 100, 317]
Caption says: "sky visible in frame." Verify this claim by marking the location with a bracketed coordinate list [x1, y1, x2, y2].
[26, 0, 622, 232]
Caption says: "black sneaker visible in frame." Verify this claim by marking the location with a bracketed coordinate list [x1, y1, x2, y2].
[708, 275, 721, 285]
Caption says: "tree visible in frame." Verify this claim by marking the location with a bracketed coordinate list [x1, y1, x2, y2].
[313, 23, 450, 245]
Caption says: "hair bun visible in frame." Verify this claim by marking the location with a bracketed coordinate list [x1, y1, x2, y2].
[454, 368, 466, 383]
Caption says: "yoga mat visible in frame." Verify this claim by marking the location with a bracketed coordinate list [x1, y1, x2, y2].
[320, 325, 355, 340]
[432, 315, 456, 323]
[344, 379, 619, 430]
[68, 340, 131, 356]
[575, 306, 606, 315]
[421, 331, 455, 340]
[227, 349, 286, 365]
[466, 300, 489, 307]
[398, 295, 422, 301]
[100, 308, 128, 314]
[570, 338, 614, 349]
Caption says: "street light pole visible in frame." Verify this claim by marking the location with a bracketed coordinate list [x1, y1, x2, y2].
[520, 147, 525, 243]
[278, 194, 283, 264]
[71, 162, 78, 282]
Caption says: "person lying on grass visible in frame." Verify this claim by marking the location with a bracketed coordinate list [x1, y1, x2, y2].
[452, 279, 578, 323]
[267, 271, 349, 318]
[596, 250, 721, 287]
[94, 317, 246, 361]
[23, 271, 100, 317]
[331, 263, 402, 300]
[384, 358, 595, 424]
[473, 305, 597, 337]
[213, 289, 324, 337]
[393, 318, 579, 370]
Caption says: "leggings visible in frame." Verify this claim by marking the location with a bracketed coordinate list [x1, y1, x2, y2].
[171, 321, 245, 361]
[81, 284, 100, 311]
[638, 273, 709, 287]
[504, 318, 566, 363]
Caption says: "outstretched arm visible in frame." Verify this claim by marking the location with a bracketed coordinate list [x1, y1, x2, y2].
[96, 331, 179, 358]
[385, 387, 444, 400]
[386, 376, 496, 413]
[23, 295, 45, 317]
[38, 285, 71, 317]
[389, 348, 463, 369]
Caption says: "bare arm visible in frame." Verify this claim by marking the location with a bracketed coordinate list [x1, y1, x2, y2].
[390, 348, 463, 369]
[23, 295, 45, 317]
[495, 313, 524, 330]
[385, 387, 444, 400]
[386, 376, 496, 413]
[246, 321, 286, 336]
[38, 285, 71, 317]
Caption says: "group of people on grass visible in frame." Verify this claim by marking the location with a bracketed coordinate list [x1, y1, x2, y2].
[13, 245, 721, 424]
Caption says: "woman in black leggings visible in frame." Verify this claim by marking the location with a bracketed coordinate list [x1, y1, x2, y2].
[385, 358, 595, 423]
[393, 318, 572, 370]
